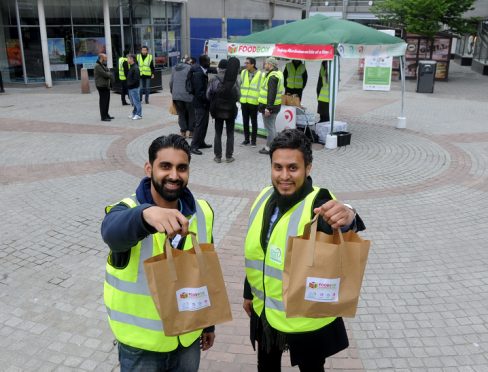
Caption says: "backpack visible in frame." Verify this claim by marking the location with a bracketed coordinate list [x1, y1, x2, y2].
[210, 76, 238, 120]
[185, 69, 195, 95]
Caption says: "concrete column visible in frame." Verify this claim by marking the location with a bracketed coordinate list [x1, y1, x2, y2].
[14, 0, 28, 84]
[342, 0, 348, 20]
[181, 2, 189, 56]
[38, 0, 52, 88]
[103, 0, 113, 68]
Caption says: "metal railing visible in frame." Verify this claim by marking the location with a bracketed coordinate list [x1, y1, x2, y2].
[302, 0, 378, 6]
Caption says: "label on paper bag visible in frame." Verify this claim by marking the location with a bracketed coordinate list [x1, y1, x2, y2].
[176, 286, 211, 312]
[304, 277, 340, 302]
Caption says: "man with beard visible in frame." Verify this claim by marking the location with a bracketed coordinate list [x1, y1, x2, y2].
[101, 134, 215, 372]
[243, 129, 365, 371]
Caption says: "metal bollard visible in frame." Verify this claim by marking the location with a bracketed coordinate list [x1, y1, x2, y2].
[81, 68, 90, 94]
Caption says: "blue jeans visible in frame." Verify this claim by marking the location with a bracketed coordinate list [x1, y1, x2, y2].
[140, 78, 151, 101]
[118, 339, 201, 372]
[129, 88, 142, 117]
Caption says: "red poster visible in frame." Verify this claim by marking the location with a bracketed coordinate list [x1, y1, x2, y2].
[273, 44, 334, 60]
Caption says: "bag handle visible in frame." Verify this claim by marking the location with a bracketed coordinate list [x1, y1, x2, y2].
[164, 232, 208, 282]
[305, 214, 345, 268]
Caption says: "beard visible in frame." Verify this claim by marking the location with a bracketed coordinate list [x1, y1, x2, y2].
[272, 177, 309, 212]
[151, 173, 187, 202]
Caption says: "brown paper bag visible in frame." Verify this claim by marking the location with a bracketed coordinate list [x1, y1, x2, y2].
[143, 233, 233, 336]
[283, 214, 370, 318]
[169, 101, 178, 115]
[282, 93, 301, 108]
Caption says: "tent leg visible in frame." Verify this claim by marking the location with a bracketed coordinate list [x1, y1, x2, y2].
[397, 55, 407, 129]
[326, 57, 338, 149]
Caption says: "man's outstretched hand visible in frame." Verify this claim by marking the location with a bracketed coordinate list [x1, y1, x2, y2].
[142, 207, 189, 238]
[313, 200, 355, 229]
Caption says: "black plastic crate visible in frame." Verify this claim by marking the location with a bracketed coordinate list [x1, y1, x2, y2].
[335, 131, 352, 147]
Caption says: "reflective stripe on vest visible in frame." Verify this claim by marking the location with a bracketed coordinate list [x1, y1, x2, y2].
[245, 186, 337, 333]
[240, 70, 263, 105]
[258, 71, 284, 106]
[318, 65, 330, 103]
[119, 57, 127, 81]
[104, 194, 213, 352]
[286, 62, 306, 89]
[137, 54, 153, 76]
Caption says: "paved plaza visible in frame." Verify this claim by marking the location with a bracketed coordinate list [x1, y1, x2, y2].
[1, 60, 488, 372]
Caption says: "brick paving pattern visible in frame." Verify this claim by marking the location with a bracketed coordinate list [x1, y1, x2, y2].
[0, 60, 487, 372]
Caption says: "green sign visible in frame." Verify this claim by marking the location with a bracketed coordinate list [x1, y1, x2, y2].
[364, 67, 391, 85]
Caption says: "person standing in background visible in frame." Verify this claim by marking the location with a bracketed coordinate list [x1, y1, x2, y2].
[94, 53, 113, 122]
[316, 61, 330, 123]
[0, 69, 5, 93]
[170, 55, 195, 139]
[190, 54, 212, 155]
[240, 57, 263, 148]
[207, 58, 241, 164]
[283, 60, 307, 101]
[137, 46, 154, 104]
[119, 49, 131, 106]
[257, 57, 284, 155]
[127, 54, 142, 120]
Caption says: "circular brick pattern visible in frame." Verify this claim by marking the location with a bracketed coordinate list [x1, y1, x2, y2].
[126, 122, 451, 193]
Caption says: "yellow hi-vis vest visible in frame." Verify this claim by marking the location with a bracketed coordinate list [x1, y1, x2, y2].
[258, 71, 284, 106]
[137, 54, 153, 76]
[318, 65, 330, 103]
[240, 69, 263, 105]
[104, 195, 214, 352]
[118, 57, 127, 81]
[286, 62, 306, 89]
[245, 186, 337, 333]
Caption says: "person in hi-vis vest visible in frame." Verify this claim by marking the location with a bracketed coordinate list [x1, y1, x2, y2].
[102, 134, 216, 372]
[239, 57, 263, 148]
[243, 129, 366, 371]
[118, 49, 131, 106]
[317, 60, 330, 123]
[283, 60, 308, 100]
[137, 45, 155, 104]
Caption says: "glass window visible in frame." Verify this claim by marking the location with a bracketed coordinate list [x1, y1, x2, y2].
[18, 1, 40, 26]
[133, 0, 150, 25]
[46, 26, 77, 81]
[44, 0, 72, 26]
[0, 27, 23, 82]
[151, 1, 166, 25]
[0, 0, 18, 26]
[71, 0, 104, 25]
[72, 26, 105, 79]
[21, 27, 45, 82]
[153, 25, 167, 69]
[252, 20, 268, 34]
[109, 0, 130, 25]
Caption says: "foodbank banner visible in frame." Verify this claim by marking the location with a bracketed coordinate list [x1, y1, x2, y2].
[228, 43, 334, 60]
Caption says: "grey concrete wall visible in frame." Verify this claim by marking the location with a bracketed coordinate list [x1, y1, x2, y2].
[465, 0, 488, 18]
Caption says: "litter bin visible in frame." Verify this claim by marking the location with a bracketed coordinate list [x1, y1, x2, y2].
[416, 61, 436, 93]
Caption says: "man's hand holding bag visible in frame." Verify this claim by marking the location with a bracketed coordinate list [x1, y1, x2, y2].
[283, 214, 370, 319]
[143, 232, 233, 336]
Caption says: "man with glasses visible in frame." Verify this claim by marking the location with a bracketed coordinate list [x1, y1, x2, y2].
[240, 58, 263, 148]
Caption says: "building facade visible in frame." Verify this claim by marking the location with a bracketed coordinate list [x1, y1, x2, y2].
[0, 0, 302, 86]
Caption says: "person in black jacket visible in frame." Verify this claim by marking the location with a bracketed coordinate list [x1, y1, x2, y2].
[126, 54, 142, 120]
[243, 129, 366, 372]
[190, 54, 212, 155]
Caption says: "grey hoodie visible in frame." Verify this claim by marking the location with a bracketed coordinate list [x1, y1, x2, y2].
[169, 62, 193, 102]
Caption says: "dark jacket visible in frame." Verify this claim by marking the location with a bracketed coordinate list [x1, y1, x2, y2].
[316, 62, 329, 117]
[190, 65, 210, 109]
[170, 62, 193, 102]
[258, 67, 281, 114]
[139, 54, 155, 79]
[94, 60, 112, 88]
[101, 177, 215, 334]
[283, 61, 308, 90]
[206, 73, 241, 119]
[243, 177, 365, 366]
[127, 63, 140, 89]
[122, 61, 129, 78]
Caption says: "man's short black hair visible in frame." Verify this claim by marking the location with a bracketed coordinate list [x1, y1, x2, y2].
[148, 134, 192, 165]
[246, 57, 256, 69]
[127, 54, 136, 63]
[142, 45, 148, 50]
[199, 54, 209, 65]
[190, 56, 197, 64]
[123, 49, 130, 56]
[269, 129, 313, 167]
